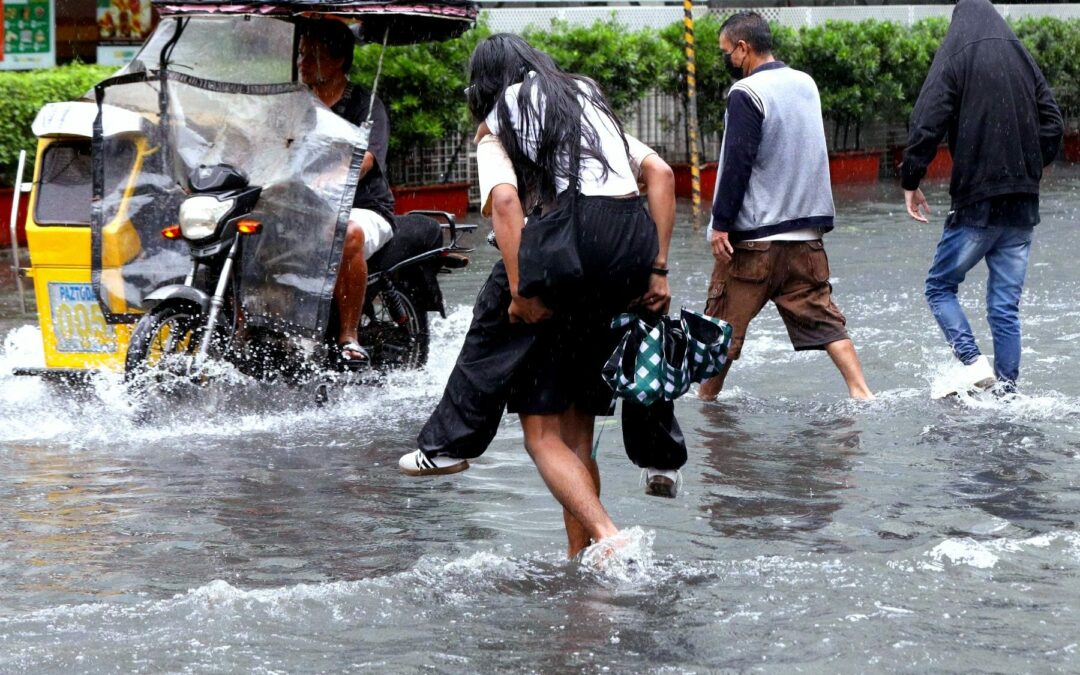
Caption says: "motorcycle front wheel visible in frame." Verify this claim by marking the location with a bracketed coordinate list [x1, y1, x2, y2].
[124, 299, 207, 383]
[123, 299, 212, 422]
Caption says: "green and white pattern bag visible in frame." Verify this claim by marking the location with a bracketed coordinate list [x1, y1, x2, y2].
[602, 308, 733, 406]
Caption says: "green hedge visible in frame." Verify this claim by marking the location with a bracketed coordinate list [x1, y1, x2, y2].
[353, 22, 490, 159]
[0, 63, 113, 184]
[1014, 17, 1080, 118]
[670, 15, 1077, 150]
[523, 17, 680, 119]
[1, 16, 1077, 183]
[351, 16, 681, 156]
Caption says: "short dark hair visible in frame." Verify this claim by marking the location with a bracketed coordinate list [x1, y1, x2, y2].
[300, 19, 356, 72]
[720, 12, 772, 54]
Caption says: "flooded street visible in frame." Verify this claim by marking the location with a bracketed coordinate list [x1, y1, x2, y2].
[2, 169, 1079, 672]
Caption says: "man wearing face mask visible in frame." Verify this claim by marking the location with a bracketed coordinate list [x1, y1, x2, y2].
[699, 11, 873, 401]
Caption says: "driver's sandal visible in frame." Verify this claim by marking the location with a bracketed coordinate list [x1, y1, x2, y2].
[336, 341, 370, 371]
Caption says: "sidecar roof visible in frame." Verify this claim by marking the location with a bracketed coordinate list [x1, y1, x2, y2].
[32, 101, 150, 140]
[151, 0, 476, 43]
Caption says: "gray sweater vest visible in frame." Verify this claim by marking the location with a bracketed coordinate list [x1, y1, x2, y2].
[719, 66, 835, 240]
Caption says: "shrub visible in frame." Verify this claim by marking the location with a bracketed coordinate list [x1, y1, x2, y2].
[0, 63, 113, 184]
[658, 15, 802, 152]
[353, 21, 490, 158]
[658, 14, 725, 139]
[524, 17, 680, 117]
[794, 20, 904, 150]
[888, 18, 949, 125]
[1013, 17, 1080, 121]
[3, 16, 1076, 186]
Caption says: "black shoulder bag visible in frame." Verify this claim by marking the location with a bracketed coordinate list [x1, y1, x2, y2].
[516, 117, 584, 300]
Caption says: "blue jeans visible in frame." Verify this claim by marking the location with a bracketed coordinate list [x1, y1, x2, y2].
[924, 224, 1034, 385]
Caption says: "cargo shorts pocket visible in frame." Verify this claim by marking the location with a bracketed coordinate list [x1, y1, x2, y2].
[705, 260, 728, 316]
[731, 241, 771, 283]
[806, 240, 831, 284]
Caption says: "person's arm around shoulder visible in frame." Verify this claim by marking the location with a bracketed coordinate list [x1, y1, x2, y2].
[489, 185, 551, 324]
[627, 135, 674, 314]
[901, 59, 959, 222]
[475, 130, 551, 324]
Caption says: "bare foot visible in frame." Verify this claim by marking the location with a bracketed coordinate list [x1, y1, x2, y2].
[849, 386, 875, 400]
[576, 527, 654, 578]
[577, 531, 628, 569]
[697, 380, 721, 401]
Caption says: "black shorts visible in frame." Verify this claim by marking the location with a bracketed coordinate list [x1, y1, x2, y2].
[507, 195, 658, 417]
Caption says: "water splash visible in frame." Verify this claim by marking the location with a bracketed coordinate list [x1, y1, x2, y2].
[920, 531, 1080, 571]
[0, 305, 477, 448]
[576, 526, 656, 585]
[955, 388, 1080, 421]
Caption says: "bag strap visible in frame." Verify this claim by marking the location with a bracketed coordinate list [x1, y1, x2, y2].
[562, 101, 583, 219]
[568, 106, 582, 196]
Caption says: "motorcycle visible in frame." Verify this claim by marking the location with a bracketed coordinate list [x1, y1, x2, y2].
[124, 162, 473, 387]
[75, 0, 478, 397]
[12, 0, 478, 392]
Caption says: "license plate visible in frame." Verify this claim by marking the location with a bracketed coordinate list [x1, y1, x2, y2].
[47, 283, 117, 353]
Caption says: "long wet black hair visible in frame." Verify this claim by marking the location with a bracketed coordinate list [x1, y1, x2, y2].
[467, 33, 628, 207]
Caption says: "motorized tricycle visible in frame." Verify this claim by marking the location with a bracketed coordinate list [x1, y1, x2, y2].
[12, 0, 478, 393]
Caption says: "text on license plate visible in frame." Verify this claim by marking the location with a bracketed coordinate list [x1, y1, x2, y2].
[47, 283, 117, 353]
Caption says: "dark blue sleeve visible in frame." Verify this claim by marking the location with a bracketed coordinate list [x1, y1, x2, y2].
[712, 88, 763, 231]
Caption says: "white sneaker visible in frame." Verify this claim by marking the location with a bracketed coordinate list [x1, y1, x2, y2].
[931, 355, 997, 400]
[643, 468, 681, 498]
[398, 449, 469, 476]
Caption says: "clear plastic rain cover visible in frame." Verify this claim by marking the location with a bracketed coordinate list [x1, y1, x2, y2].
[91, 17, 363, 338]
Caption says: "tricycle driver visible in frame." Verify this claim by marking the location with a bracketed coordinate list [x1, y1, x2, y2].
[298, 19, 396, 368]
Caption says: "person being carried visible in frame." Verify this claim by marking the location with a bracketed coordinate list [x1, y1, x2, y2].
[698, 11, 873, 401]
[399, 129, 682, 496]
[298, 19, 396, 368]
[900, 0, 1062, 397]
[401, 34, 667, 557]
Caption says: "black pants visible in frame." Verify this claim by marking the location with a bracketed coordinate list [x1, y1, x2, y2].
[416, 259, 687, 471]
[417, 260, 532, 459]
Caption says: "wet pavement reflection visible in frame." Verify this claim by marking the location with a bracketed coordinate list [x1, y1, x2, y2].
[1, 168, 1079, 671]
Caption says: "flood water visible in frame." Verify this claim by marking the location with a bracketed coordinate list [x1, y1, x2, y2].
[1, 169, 1079, 672]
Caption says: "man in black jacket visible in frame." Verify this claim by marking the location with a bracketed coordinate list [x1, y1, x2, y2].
[901, 0, 1063, 397]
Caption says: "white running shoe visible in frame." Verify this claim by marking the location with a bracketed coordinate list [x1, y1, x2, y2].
[398, 449, 469, 476]
[643, 468, 681, 498]
[931, 355, 997, 400]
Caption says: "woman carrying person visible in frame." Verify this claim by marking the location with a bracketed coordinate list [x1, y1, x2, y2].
[465, 33, 669, 557]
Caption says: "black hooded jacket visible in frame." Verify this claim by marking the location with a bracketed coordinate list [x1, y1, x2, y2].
[901, 0, 1063, 209]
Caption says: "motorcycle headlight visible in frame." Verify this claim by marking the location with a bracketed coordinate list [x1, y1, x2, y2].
[179, 196, 235, 240]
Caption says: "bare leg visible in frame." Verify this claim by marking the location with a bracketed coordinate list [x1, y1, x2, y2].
[824, 339, 874, 399]
[697, 359, 734, 401]
[521, 413, 618, 555]
[557, 407, 600, 558]
[334, 221, 367, 354]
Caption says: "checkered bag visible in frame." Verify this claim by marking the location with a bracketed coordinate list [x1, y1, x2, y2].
[602, 309, 733, 405]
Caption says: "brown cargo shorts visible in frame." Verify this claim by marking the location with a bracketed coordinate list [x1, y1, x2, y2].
[704, 239, 849, 360]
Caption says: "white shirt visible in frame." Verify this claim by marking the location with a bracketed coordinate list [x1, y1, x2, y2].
[484, 74, 638, 198]
[477, 133, 657, 217]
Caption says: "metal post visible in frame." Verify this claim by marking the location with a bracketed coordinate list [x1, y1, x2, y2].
[683, 0, 703, 232]
[9, 150, 28, 313]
